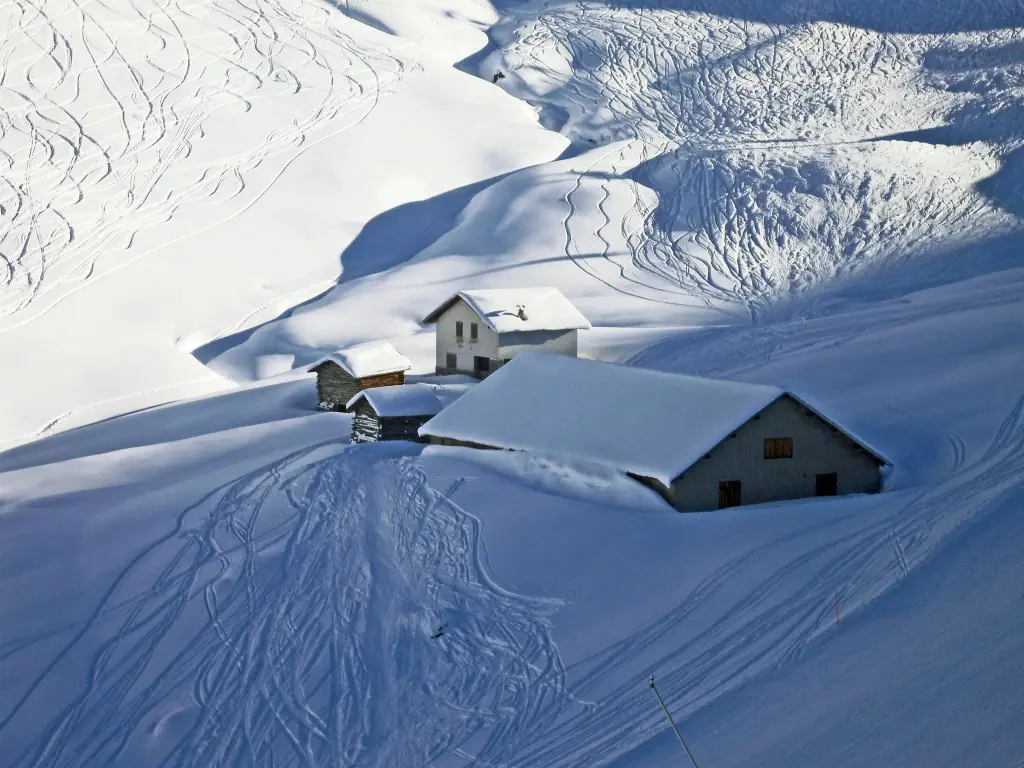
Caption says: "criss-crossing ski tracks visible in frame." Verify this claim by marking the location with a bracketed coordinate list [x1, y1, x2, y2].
[3, 445, 570, 767]
[494, 0, 1024, 314]
[0, 0, 411, 330]
[511, 386, 1024, 767]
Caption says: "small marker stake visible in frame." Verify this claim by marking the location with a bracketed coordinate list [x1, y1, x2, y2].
[834, 592, 841, 627]
[648, 675, 701, 768]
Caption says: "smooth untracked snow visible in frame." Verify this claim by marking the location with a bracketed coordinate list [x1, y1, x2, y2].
[1, 0, 1022, 765]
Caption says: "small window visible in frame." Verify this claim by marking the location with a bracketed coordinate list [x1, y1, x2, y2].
[445, 352, 457, 370]
[815, 473, 838, 497]
[470, 322, 478, 341]
[473, 356, 489, 375]
[455, 321, 464, 339]
[719, 480, 741, 509]
[764, 437, 793, 460]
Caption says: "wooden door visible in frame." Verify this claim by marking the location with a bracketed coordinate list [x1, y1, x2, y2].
[815, 473, 838, 496]
[718, 480, 741, 508]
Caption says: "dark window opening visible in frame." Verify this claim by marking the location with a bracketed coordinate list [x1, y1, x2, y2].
[764, 437, 794, 460]
[816, 473, 838, 497]
[473, 356, 489, 375]
[718, 480, 741, 509]
[455, 321, 464, 339]
[470, 322, 478, 341]
[445, 352, 457, 370]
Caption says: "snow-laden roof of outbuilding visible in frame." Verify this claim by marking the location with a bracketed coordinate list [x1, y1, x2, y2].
[307, 341, 412, 378]
[347, 383, 474, 418]
[421, 287, 592, 333]
[419, 353, 888, 485]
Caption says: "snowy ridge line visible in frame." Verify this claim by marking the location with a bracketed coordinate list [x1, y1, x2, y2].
[0, 0, 413, 330]
[0, 376, 216, 450]
[1, 446, 574, 766]
[511, 391, 1024, 767]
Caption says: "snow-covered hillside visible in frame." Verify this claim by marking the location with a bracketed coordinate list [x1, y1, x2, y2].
[1, 0, 1022, 765]
[0, 0, 564, 442]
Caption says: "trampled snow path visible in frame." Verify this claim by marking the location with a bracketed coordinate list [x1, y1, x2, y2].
[3, 446, 570, 767]
[0, 0, 408, 330]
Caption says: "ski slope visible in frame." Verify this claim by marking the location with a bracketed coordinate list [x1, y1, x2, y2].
[0, 0, 564, 444]
[2, 264, 1023, 765]
[1, 0, 1023, 765]
[208, 0, 1024, 381]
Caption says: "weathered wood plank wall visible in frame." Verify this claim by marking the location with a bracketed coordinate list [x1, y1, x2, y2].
[315, 364, 405, 412]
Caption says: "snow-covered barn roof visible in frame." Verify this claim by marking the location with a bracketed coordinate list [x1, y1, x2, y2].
[347, 382, 473, 417]
[421, 287, 592, 334]
[419, 353, 888, 485]
[307, 341, 412, 378]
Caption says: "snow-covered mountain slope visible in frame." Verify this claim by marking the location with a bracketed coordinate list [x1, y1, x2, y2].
[1, 0, 1023, 765]
[208, 0, 1024, 380]
[482, 0, 1024, 310]
[2, 264, 1022, 766]
[0, 0, 564, 444]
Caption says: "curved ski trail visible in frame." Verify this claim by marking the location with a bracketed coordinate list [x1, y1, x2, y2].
[3, 446, 570, 767]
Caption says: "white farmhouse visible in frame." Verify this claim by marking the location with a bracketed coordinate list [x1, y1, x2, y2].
[421, 287, 591, 378]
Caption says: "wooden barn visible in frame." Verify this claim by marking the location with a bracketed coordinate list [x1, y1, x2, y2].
[347, 383, 471, 444]
[419, 353, 891, 513]
[307, 341, 412, 412]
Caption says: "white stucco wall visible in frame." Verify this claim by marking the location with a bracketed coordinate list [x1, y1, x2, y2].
[498, 329, 578, 358]
[434, 299, 580, 375]
[434, 298, 500, 374]
[670, 396, 882, 512]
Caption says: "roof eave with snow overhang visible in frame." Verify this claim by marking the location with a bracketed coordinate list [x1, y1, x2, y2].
[347, 383, 444, 418]
[421, 288, 592, 334]
[418, 354, 890, 485]
[306, 341, 412, 379]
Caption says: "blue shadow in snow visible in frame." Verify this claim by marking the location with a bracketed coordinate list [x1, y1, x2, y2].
[192, 173, 511, 365]
[491, 0, 1024, 34]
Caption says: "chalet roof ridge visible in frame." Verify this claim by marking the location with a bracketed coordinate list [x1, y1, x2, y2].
[421, 287, 592, 333]
[420, 353, 889, 485]
[307, 340, 412, 378]
[347, 381, 475, 417]
[347, 382, 444, 417]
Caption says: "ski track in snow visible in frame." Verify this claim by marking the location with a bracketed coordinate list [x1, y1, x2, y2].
[496, 2, 1023, 313]
[3, 446, 570, 767]
[513, 388, 1024, 767]
[0, 0, 411, 331]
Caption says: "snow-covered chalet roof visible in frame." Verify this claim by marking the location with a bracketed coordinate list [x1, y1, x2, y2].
[421, 287, 591, 334]
[347, 383, 473, 417]
[307, 341, 412, 378]
[419, 353, 888, 485]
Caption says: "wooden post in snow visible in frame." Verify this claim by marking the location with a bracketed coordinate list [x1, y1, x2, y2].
[648, 675, 701, 768]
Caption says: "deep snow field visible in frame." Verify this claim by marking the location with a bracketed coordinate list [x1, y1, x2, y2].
[1, 0, 1023, 765]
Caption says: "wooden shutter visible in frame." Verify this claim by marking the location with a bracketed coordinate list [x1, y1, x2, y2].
[764, 437, 793, 459]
